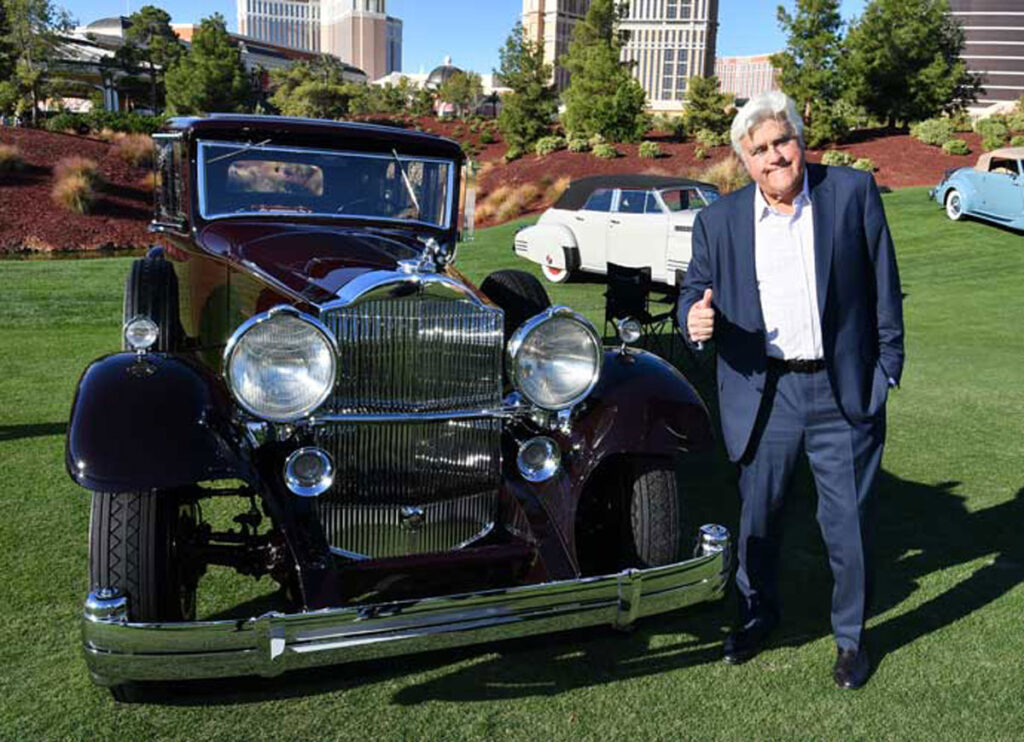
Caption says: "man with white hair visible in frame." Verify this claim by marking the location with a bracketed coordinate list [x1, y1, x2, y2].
[678, 91, 904, 689]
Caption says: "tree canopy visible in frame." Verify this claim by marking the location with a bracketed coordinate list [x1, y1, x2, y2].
[117, 5, 184, 113]
[269, 55, 355, 118]
[495, 21, 556, 149]
[843, 0, 978, 127]
[1, 0, 72, 123]
[164, 14, 251, 115]
[436, 70, 482, 118]
[561, 0, 648, 142]
[771, 0, 847, 145]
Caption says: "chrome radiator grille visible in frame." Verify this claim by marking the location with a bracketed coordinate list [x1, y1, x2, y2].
[314, 287, 505, 558]
[321, 295, 503, 413]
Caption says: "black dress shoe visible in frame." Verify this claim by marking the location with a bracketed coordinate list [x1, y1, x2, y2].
[833, 647, 870, 689]
[722, 619, 776, 665]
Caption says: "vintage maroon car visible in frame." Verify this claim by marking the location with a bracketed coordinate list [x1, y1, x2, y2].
[66, 115, 730, 699]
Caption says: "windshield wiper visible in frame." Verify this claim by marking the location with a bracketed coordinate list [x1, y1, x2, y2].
[391, 148, 421, 218]
[206, 138, 273, 165]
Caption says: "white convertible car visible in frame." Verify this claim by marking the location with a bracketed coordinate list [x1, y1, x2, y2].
[514, 175, 719, 285]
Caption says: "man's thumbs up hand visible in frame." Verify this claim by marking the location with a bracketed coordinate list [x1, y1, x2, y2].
[688, 288, 715, 343]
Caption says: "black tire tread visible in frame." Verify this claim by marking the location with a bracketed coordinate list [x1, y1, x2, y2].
[480, 269, 552, 339]
[629, 464, 680, 567]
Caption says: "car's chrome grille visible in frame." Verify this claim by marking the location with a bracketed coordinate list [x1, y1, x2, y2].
[321, 296, 503, 413]
[314, 288, 504, 557]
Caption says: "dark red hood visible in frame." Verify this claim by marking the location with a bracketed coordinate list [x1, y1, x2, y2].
[198, 221, 428, 302]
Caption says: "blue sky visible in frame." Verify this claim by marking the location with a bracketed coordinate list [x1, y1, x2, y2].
[64, 0, 868, 75]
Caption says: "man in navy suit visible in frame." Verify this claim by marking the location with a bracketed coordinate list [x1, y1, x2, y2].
[678, 91, 904, 689]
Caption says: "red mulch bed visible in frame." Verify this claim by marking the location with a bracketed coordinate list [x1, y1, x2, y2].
[0, 127, 153, 253]
[0, 120, 985, 252]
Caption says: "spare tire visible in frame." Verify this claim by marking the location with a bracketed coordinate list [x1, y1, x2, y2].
[123, 255, 181, 352]
[480, 269, 552, 340]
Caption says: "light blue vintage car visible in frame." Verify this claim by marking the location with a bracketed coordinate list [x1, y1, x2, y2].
[930, 147, 1024, 229]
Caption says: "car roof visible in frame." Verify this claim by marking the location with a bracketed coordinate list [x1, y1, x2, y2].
[553, 174, 717, 210]
[975, 147, 1024, 171]
[163, 114, 464, 160]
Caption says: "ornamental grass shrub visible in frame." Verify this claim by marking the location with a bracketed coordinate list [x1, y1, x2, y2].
[820, 150, 856, 167]
[695, 128, 724, 149]
[0, 144, 24, 174]
[942, 138, 971, 155]
[910, 118, 955, 146]
[689, 156, 750, 194]
[112, 134, 155, 168]
[541, 175, 570, 205]
[567, 137, 590, 153]
[54, 156, 102, 187]
[592, 143, 619, 159]
[52, 173, 97, 214]
[638, 141, 663, 159]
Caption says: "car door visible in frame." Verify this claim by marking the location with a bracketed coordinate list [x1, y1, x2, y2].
[572, 188, 613, 271]
[981, 157, 1024, 218]
[659, 187, 709, 284]
[607, 189, 670, 279]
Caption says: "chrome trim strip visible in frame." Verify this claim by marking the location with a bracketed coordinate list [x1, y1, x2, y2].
[83, 530, 729, 686]
[196, 140, 455, 230]
[308, 408, 518, 424]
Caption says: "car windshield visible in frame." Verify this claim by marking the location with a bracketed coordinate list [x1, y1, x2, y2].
[198, 141, 453, 228]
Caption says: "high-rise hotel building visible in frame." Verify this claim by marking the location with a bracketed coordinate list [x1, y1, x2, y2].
[947, 0, 1024, 105]
[522, 0, 718, 111]
[237, 0, 401, 80]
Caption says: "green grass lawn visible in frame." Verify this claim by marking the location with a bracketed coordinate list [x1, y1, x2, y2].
[1, 188, 1022, 740]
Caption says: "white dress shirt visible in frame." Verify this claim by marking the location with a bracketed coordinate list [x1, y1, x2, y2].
[753, 173, 823, 361]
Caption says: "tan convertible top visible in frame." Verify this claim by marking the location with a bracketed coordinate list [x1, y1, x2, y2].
[974, 147, 1024, 172]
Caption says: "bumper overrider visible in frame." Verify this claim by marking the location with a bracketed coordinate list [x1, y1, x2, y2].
[83, 526, 730, 686]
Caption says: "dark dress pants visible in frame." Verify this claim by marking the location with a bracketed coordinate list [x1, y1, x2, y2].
[735, 365, 885, 651]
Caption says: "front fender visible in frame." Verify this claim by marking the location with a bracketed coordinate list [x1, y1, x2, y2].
[569, 349, 714, 479]
[66, 353, 253, 493]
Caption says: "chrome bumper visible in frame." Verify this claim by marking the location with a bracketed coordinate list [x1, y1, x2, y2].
[83, 525, 730, 687]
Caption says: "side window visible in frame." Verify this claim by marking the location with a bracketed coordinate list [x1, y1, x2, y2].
[153, 134, 188, 229]
[989, 158, 1020, 176]
[582, 188, 613, 212]
[617, 189, 646, 214]
[644, 192, 664, 213]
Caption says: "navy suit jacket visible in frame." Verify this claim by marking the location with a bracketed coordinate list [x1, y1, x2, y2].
[678, 163, 905, 462]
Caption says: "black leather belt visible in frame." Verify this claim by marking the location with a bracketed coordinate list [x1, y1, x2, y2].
[768, 357, 826, 373]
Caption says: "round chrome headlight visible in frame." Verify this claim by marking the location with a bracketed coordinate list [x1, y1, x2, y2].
[224, 307, 337, 422]
[508, 307, 602, 410]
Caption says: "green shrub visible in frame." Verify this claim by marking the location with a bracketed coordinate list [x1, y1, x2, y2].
[949, 110, 974, 132]
[567, 137, 590, 153]
[910, 118, 954, 146]
[46, 112, 87, 133]
[982, 132, 1007, 151]
[820, 150, 856, 167]
[1011, 136, 1024, 147]
[534, 135, 566, 156]
[975, 117, 1008, 144]
[942, 138, 970, 155]
[503, 145, 523, 163]
[1005, 111, 1024, 133]
[693, 145, 708, 160]
[695, 128, 723, 148]
[638, 141, 663, 159]
[852, 157, 876, 172]
[592, 143, 619, 159]
[479, 129, 495, 144]
[588, 133, 607, 149]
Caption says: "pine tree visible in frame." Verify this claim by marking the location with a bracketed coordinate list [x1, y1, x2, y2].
[561, 0, 648, 143]
[0, 0, 14, 82]
[2, 0, 71, 124]
[164, 14, 251, 115]
[770, 0, 847, 146]
[495, 21, 556, 150]
[683, 76, 733, 137]
[843, 0, 979, 128]
[117, 6, 184, 113]
[269, 55, 354, 118]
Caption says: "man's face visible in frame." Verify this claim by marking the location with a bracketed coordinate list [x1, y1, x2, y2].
[739, 117, 805, 204]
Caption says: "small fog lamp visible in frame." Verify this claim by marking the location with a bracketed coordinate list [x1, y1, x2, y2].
[124, 316, 159, 351]
[284, 447, 334, 497]
[615, 317, 642, 345]
[517, 436, 561, 483]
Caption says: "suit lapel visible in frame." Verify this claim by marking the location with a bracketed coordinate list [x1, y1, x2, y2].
[732, 183, 764, 331]
[809, 163, 834, 316]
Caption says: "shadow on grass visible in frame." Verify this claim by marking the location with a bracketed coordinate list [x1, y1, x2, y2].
[0, 422, 66, 441]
